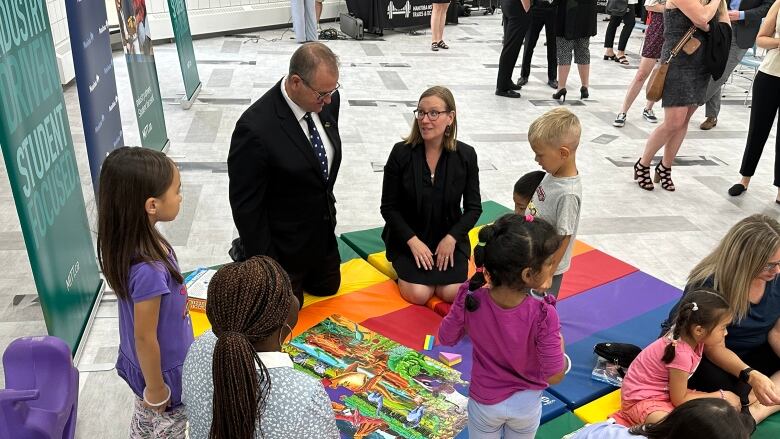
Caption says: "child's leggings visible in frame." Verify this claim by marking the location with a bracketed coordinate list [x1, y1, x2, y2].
[129, 398, 187, 439]
[467, 389, 543, 439]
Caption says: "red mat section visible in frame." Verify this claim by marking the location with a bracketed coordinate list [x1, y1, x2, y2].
[361, 305, 444, 350]
[558, 250, 638, 300]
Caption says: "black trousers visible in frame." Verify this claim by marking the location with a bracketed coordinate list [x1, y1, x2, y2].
[740, 71, 780, 187]
[496, 0, 531, 90]
[604, 6, 636, 52]
[284, 233, 341, 307]
[521, 7, 557, 81]
[688, 342, 780, 406]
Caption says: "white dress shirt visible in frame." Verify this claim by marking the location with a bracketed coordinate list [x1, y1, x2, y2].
[280, 76, 335, 175]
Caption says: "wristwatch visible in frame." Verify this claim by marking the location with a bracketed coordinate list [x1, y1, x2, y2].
[739, 367, 754, 383]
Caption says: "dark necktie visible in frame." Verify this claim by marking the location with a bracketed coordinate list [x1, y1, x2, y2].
[303, 112, 329, 181]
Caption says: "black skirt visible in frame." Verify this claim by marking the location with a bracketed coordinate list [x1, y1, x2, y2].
[393, 246, 469, 285]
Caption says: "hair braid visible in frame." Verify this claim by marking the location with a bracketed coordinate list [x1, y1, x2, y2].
[662, 303, 693, 364]
[207, 256, 293, 439]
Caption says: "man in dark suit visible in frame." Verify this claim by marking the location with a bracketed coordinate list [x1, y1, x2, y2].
[496, 0, 532, 98]
[699, 0, 773, 130]
[228, 43, 342, 305]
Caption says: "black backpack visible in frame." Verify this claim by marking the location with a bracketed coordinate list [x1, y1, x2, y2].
[594, 342, 641, 377]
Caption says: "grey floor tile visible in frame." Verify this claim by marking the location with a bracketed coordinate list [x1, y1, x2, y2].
[578, 216, 701, 235]
[377, 71, 409, 90]
[184, 110, 223, 143]
[207, 68, 235, 88]
[221, 40, 242, 53]
[361, 43, 384, 56]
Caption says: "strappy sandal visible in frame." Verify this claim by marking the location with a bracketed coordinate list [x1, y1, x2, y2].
[603, 54, 617, 61]
[437, 40, 449, 49]
[615, 55, 629, 65]
[431, 42, 439, 52]
[634, 159, 654, 191]
[654, 162, 675, 191]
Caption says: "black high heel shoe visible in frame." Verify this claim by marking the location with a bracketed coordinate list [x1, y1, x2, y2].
[634, 159, 654, 191]
[552, 88, 567, 102]
[654, 162, 675, 191]
[580, 86, 589, 99]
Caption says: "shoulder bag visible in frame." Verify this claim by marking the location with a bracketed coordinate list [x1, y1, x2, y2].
[646, 25, 699, 102]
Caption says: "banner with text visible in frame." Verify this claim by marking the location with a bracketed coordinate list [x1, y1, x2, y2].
[115, 0, 169, 151]
[0, 0, 103, 354]
[66, 0, 124, 193]
[167, 0, 201, 101]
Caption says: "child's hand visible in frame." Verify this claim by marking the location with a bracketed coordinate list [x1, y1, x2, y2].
[143, 385, 171, 414]
[722, 390, 742, 410]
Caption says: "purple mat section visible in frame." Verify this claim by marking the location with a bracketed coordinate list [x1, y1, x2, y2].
[428, 336, 474, 396]
[558, 271, 682, 345]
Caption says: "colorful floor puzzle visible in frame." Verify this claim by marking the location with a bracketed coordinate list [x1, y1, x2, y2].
[283, 314, 469, 439]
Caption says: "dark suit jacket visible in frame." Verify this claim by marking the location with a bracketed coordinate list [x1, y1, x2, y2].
[228, 80, 342, 267]
[380, 141, 482, 262]
[734, 0, 773, 49]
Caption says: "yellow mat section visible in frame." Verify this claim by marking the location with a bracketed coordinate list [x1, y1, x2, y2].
[573, 390, 621, 424]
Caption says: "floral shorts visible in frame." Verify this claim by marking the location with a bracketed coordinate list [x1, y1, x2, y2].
[129, 398, 187, 439]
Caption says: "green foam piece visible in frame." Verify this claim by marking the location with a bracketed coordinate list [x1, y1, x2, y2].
[475, 200, 513, 227]
[536, 412, 584, 439]
[340, 226, 385, 259]
[753, 412, 780, 438]
[337, 238, 362, 263]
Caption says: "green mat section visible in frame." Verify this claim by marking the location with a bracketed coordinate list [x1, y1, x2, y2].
[536, 412, 584, 439]
[340, 226, 384, 259]
[337, 238, 362, 263]
[474, 200, 513, 227]
[754, 412, 780, 438]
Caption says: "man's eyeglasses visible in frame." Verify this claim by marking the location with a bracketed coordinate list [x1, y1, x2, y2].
[763, 261, 780, 272]
[295, 74, 340, 101]
[413, 109, 450, 121]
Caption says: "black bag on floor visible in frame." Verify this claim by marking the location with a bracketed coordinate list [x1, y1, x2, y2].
[594, 342, 641, 376]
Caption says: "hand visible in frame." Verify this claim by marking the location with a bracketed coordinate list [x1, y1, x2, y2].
[722, 390, 742, 410]
[435, 235, 456, 271]
[727, 10, 740, 21]
[143, 385, 171, 413]
[407, 236, 434, 270]
[749, 372, 780, 406]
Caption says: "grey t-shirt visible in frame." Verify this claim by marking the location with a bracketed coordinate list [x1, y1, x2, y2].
[526, 173, 582, 275]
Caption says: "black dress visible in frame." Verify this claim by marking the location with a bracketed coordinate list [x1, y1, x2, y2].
[661, 9, 710, 107]
[380, 141, 481, 287]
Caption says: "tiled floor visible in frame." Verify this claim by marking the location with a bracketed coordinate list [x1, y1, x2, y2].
[0, 11, 777, 436]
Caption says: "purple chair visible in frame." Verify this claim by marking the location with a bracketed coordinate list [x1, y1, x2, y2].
[0, 336, 79, 439]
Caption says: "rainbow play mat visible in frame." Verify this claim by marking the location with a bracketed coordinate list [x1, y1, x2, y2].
[188, 201, 780, 438]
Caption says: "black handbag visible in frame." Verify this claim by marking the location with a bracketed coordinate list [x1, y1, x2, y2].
[594, 342, 641, 377]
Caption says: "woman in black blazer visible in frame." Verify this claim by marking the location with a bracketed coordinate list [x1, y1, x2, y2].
[381, 87, 482, 305]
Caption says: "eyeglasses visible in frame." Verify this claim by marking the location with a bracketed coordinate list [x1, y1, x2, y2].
[413, 109, 450, 121]
[295, 74, 341, 101]
[763, 261, 780, 272]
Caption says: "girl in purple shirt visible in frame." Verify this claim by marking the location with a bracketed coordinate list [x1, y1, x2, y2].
[439, 213, 569, 439]
[97, 147, 193, 438]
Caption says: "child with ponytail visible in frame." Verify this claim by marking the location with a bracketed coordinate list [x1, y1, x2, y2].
[614, 289, 741, 427]
[438, 213, 570, 439]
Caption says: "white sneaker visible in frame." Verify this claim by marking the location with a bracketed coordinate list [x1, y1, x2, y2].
[643, 109, 658, 123]
[613, 113, 627, 127]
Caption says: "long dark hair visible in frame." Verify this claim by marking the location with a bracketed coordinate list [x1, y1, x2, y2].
[662, 289, 730, 363]
[466, 214, 561, 311]
[629, 398, 753, 439]
[96, 147, 182, 300]
[206, 256, 294, 439]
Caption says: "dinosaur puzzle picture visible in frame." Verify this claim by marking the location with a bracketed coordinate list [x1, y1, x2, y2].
[283, 315, 469, 438]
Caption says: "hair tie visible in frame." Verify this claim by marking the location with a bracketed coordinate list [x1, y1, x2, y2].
[476, 241, 486, 247]
[475, 267, 484, 273]
[670, 337, 679, 347]
[524, 214, 534, 222]
[691, 302, 699, 312]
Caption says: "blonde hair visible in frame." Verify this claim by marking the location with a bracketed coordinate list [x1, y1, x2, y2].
[527, 108, 582, 149]
[688, 214, 780, 321]
[404, 86, 458, 152]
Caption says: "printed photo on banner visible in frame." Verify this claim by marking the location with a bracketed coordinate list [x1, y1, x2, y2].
[115, 0, 154, 57]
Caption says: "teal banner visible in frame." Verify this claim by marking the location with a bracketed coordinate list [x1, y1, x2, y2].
[167, 0, 201, 102]
[115, 0, 169, 151]
[0, 0, 103, 353]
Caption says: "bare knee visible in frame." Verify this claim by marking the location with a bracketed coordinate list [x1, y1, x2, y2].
[398, 281, 435, 305]
[435, 284, 462, 303]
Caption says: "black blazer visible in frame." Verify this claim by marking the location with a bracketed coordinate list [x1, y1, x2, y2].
[228, 80, 342, 264]
[734, 0, 773, 49]
[380, 141, 482, 262]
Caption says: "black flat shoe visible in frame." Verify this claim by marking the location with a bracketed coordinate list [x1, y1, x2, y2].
[495, 89, 521, 98]
[517, 76, 529, 86]
[508, 82, 522, 91]
[728, 184, 748, 196]
[548, 79, 558, 89]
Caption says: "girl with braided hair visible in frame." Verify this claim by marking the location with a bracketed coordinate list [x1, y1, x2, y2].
[182, 256, 338, 439]
[97, 147, 192, 438]
[438, 213, 569, 439]
[613, 290, 739, 427]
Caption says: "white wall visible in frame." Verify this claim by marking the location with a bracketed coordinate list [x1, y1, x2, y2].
[47, 0, 76, 84]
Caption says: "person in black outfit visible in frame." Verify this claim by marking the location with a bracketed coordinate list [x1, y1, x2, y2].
[519, 0, 559, 89]
[381, 86, 482, 305]
[496, 0, 532, 97]
[228, 43, 342, 306]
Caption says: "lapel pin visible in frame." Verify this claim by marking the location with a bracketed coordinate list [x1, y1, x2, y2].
[324, 122, 331, 128]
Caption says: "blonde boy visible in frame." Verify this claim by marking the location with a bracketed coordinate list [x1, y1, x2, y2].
[526, 108, 582, 297]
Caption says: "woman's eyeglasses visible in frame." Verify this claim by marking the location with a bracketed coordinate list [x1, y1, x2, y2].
[763, 261, 780, 272]
[413, 109, 450, 121]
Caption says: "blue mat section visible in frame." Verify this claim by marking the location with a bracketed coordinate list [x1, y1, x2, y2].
[547, 300, 678, 409]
